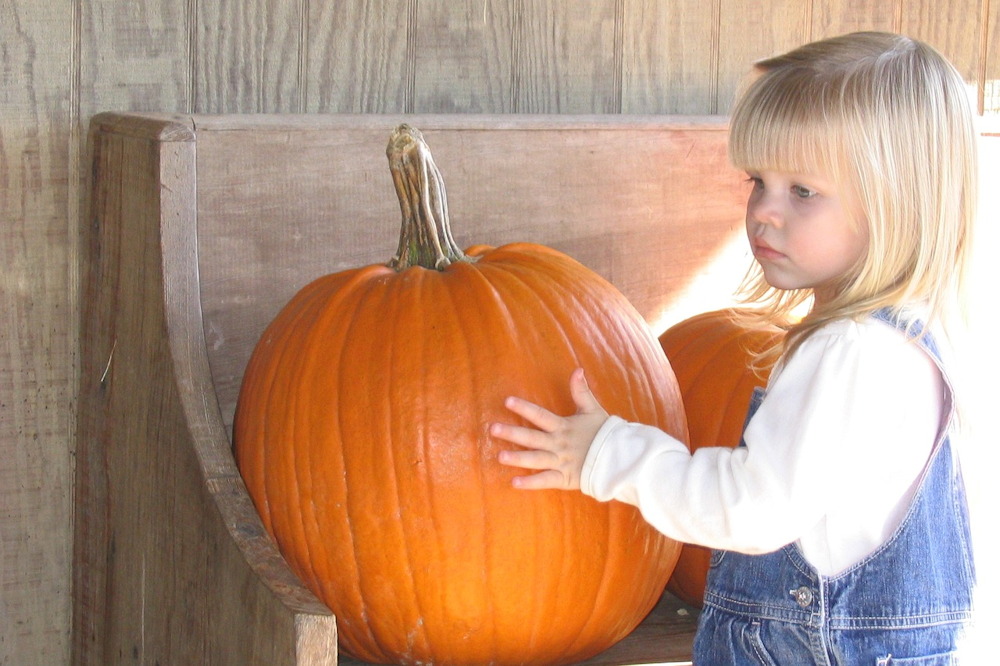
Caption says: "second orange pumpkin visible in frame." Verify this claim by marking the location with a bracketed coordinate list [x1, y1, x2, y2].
[658, 308, 784, 608]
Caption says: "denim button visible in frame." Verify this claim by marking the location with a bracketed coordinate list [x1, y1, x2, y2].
[791, 586, 814, 607]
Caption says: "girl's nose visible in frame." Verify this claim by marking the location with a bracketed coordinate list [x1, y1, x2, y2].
[747, 191, 783, 228]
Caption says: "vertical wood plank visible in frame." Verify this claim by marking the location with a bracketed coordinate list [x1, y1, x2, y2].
[897, 0, 984, 82]
[715, 0, 812, 112]
[74, 115, 337, 666]
[899, 1, 987, 121]
[513, 0, 621, 113]
[811, 0, 898, 37]
[620, 0, 719, 114]
[982, 0, 999, 114]
[78, 0, 194, 116]
[0, 2, 73, 664]
[411, 0, 515, 112]
[196, 0, 303, 112]
[305, 0, 413, 112]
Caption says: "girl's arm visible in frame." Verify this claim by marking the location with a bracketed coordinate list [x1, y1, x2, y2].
[490, 317, 942, 564]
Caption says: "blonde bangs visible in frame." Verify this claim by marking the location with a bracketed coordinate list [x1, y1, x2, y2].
[728, 69, 850, 184]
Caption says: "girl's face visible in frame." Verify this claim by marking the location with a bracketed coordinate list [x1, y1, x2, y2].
[744, 170, 868, 306]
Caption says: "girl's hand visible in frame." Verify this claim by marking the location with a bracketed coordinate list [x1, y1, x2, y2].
[491, 368, 609, 490]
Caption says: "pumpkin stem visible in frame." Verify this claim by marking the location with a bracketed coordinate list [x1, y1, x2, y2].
[386, 124, 471, 271]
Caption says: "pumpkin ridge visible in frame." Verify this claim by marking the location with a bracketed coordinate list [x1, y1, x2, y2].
[409, 269, 483, 662]
[378, 266, 447, 657]
[437, 264, 503, 660]
[447, 258, 577, 660]
[238, 270, 389, 658]
[513, 262, 660, 655]
[479, 257, 678, 659]
[567, 263, 683, 435]
[238, 274, 335, 526]
[290, 277, 363, 601]
[267, 275, 349, 595]
[558, 512, 628, 660]
[385, 274, 443, 657]
[326, 272, 393, 660]
[480, 260, 578, 652]
[462, 257, 620, 659]
[477, 258, 581, 396]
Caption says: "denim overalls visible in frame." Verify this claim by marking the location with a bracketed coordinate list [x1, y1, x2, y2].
[693, 310, 976, 665]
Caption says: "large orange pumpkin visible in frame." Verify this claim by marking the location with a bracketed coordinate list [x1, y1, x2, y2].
[234, 125, 687, 665]
[657, 308, 784, 608]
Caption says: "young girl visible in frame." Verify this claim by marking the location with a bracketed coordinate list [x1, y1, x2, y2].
[490, 32, 977, 664]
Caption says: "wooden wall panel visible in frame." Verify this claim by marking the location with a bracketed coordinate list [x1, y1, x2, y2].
[715, 0, 812, 112]
[514, 0, 621, 113]
[306, 0, 413, 113]
[196, 0, 303, 112]
[621, 0, 720, 114]
[411, 0, 515, 112]
[811, 0, 898, 37]
[983, 0, 999, 114]
[898, 0, 985, 81]
[79, 0, 193, 115]
[0, 3, 74, 665]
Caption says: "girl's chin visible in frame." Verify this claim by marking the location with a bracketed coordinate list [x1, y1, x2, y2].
[759, 269, 802, 292]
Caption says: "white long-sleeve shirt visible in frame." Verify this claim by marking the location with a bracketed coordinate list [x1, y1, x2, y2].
[581, 315, 947, 575]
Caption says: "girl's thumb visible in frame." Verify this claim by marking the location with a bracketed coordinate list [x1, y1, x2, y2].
[571, 368, 600, 413]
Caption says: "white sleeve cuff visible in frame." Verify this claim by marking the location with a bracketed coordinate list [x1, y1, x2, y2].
[580, 415, 628, 500]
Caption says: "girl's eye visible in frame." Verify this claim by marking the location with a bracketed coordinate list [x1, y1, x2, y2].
[792, 184, 817, 199]
[744, 175, 764, 190]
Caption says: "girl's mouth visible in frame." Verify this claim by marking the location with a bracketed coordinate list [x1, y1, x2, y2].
[753, 240, 785, 261]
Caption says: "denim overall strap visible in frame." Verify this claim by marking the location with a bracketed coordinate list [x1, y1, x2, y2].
[694, 310, 975, 665]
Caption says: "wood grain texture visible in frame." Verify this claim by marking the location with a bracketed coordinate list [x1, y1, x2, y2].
[411, 0, 515, 112]
[73, 114, 336, 665]
[196, 0, 303, 112]
[811, 0, 898, 36]
[78, 0, 193, 116]
[897, 0, 985, 81]
[989, 0, 1000, 113]
[513, 0, 621, 113]
[0, 3, 74, 664]
[715, 0, 812, 112]
[621, 0, 720, 114]
[305, 0, 414, 113]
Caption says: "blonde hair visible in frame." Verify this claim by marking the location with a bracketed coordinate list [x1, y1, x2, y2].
[728, 32, 977, 367]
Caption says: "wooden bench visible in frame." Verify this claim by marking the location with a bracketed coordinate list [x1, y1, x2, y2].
[73, 113, 749, 665]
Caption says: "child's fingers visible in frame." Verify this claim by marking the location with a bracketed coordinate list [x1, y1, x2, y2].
[501, 396, 562, 432]
[510, 469, 565, 490]
[489, 422, 552, 450]
[497, 447, 557, 470]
